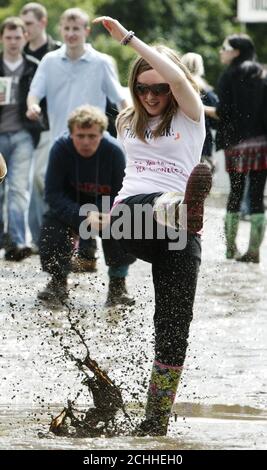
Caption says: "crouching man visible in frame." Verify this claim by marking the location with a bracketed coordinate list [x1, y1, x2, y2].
[37, 105, 135, 306]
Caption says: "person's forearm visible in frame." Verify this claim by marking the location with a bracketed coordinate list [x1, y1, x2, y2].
[27, 94, 40, 108]
[26, 95, 41, 120]
[127, 35, 187, 86]
[204, 105, 219, 119]
[46, 192, 81, 231]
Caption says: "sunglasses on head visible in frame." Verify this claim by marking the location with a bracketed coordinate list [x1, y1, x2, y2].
[134, 83, 170, 96]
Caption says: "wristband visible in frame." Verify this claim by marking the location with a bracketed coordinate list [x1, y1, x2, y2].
[120, 30, 135, 46]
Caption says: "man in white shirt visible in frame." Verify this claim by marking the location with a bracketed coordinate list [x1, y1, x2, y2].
[26, 7, 127, 142]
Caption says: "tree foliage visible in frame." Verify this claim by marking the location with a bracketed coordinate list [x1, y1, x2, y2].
[93, 0, 238, 85]
[1, 0, 266, 86]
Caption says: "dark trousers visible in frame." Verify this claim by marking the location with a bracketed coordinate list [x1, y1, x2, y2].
[112, 193, 201, 366]
[39, 212, 135, 279]
[227, 170, 267, 213]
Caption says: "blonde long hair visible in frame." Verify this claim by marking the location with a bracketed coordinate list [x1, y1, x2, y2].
[117, 45, 199, 141]
[181, 52, 211, 93]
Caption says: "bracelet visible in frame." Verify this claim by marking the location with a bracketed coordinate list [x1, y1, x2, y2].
[120, 30, 135, 46]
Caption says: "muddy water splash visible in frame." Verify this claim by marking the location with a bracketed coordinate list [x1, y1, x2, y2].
[49, 301, 132, 437]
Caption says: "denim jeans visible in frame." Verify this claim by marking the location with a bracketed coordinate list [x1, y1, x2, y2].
[0, 130, 34, 247]
[28, 130, 50, 246]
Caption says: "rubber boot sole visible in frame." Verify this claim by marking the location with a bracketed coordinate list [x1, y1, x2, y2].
[181, 163, 212, 233]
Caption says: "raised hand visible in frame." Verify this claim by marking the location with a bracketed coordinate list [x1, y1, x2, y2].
[93, 16, 128, 43]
